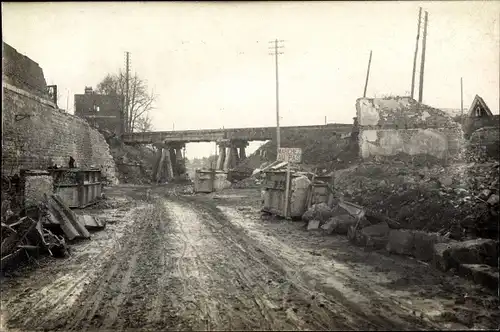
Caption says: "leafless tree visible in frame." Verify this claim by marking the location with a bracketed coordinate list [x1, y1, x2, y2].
[134, 113, 154, 132]
[96, 71, 157, 133]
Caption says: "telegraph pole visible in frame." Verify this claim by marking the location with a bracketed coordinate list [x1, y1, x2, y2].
[125, 51, 130, 133]
[418, 11, 428, 103]
[363, 50, 372, 98]
[411, 7, 422, 99]
[269, 39, 284, 155]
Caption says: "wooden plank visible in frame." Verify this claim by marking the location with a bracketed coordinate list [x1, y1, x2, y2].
[47, 196, 78, 240]
[51, 195, 90, 239]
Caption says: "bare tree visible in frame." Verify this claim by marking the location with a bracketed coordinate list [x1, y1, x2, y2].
[96, 71, 157, 133]
[134, 113, 154, 132]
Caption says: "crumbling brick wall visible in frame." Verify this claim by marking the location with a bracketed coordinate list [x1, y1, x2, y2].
[2, 84, 118, 184]
[356, 97, 465, 162]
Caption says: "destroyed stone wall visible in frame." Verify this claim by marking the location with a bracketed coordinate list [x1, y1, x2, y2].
[2, 42, 49, 99]
[2, 84, 118, 184]
[356, 97, 465, 162]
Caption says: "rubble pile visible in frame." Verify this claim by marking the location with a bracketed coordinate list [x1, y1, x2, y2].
[1, 192, 109, 273]
[109, 143, 156, 184]
[231, 177, 262, 189]
[1, 203, 68, 272]
[334, 160, 499, 240]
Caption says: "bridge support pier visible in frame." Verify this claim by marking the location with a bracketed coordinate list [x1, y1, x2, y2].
[216, 145, 226, 170]
[152, 144, 164, 183]
[151, 142, 186, 183]
[216, 139, 249, 171]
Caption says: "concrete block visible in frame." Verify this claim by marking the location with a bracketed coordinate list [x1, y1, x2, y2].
[307, 220, 320, 231]
[386, 229, 415, 255]
[458, 264, 499, 290]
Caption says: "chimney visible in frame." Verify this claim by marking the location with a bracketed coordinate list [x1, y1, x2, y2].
[84, 86, 93, 94]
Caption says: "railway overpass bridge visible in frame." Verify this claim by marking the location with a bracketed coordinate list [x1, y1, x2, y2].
[122, 123, 352, 182]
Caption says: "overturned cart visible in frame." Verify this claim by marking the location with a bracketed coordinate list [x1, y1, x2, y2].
[261, 169, 311, 218]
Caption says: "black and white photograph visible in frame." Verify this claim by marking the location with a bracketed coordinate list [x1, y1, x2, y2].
[1, 1, 499, 331]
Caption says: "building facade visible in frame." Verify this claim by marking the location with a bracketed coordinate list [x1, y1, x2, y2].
[74, 87, 123, 135]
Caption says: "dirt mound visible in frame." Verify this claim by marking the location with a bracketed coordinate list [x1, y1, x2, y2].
[237, 130, 355, 172]
[334, 160, 499, 240]
[102, 131, 156, 185]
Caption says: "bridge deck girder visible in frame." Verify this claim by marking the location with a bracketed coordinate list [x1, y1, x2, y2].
[122, 124, 352, 145]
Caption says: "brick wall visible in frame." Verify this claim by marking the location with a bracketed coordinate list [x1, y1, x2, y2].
[2, 83, 118, 184]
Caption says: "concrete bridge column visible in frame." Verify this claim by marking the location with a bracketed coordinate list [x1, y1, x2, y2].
[169, 148, 177, 176]
[152, 144, 165, 183]
[239, 146, 247, 161]
[216, 145, 226, 170]
[163, 148, 174, 181]
[165, 142, 186, 178]
[230, 147, 240, 169]
[232, 140, 249, 167]
[175, 147, 185, 175]
[223, 147, 232, 171]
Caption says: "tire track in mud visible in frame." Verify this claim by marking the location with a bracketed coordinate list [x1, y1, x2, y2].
[2, 204, 146, 332]
[167, 198, 352, 331]
[73, 205, 154, 331]
[177, 196, 431, 331]
[164, 201, 273, 331]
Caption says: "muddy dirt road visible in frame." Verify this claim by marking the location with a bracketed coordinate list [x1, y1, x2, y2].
[1, 185, 498, 331]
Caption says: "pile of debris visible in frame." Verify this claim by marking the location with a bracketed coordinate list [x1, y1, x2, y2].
[1, 201, 68, 272]
[1, 193, 106, 273]
[333, 159, 499, 240]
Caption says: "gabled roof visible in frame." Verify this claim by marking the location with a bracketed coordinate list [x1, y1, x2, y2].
[468, 95, 493, 117]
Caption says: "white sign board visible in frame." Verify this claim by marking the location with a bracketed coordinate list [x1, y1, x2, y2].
[277, 148, 302, 163]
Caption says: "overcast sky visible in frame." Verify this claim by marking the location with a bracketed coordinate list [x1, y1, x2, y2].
[2, 1, 499, 158]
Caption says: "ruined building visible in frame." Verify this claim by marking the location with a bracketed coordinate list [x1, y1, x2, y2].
[462, 95, 500, 139]
[74, 87, 124, 135]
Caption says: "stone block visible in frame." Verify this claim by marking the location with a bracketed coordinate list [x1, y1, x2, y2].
[351, 222, 390, 249]
[24, 173, 53, 208]
[433, 239, 498, 271]
[361, 221, 390, 237]
[326, 214, 357, 235]
[321, 219, 336, 234]
[433, 242, 453, 271]
[302, 203, 333, 222]
[447, 238, 498, 267]
[386, 229, 415, 255]
[487, 194, 499, 206]
[458, 264, 499, 290]
[412, 231, 448, 262]
[307, 220, 320, 231]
